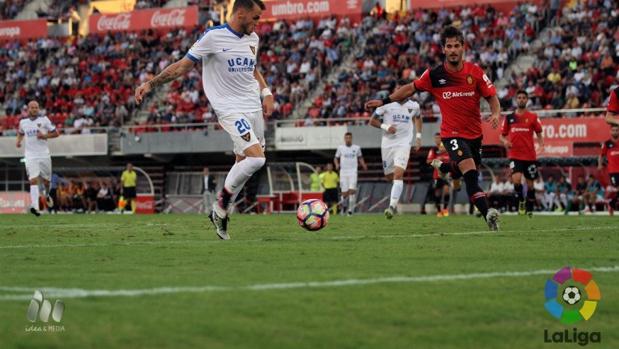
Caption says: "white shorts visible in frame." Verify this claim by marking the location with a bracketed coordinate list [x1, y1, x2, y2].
[340, 173, 357, 192]
[218, 111, 265, 156]
[382, 146, 410, 175]
[25, 157, 52, 180]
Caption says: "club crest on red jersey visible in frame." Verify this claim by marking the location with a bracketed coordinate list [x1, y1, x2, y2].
[466, 75, 473, 85]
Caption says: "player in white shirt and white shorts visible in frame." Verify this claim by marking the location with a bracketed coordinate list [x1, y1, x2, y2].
[370, 85, 422, 219]
[16, 101, 60, 216]
[135, 0, 272, 240]
[334, 133, 367, 215]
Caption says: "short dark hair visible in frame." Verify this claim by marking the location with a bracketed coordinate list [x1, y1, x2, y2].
[233, 0, 265, 12]
[516, 90, 528, 97]
[441, 26, 464, 46]
[345, 132, 352, 137]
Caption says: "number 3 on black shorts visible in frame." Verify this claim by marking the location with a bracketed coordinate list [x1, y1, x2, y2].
[449, 139, 459, 151]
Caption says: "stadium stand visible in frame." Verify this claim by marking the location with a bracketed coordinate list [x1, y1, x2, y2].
[305, 2, 550, 121]
[0, 0, 27, 19]
[499, 0, 618, 110]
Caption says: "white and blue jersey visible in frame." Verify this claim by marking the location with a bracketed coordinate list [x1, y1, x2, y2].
[186, 23, 261, 117]
[18, 115, 55, 159]
[373, 101, 420, 149]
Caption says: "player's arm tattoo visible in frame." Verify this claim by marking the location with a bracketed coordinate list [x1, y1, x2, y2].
[148, 58, 194, 89]
[369, 117, 382, 128]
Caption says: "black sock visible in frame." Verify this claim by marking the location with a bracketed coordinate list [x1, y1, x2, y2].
[514, 183, 523, 204]
[526, 188, 535, 212]
[443, 193, 450, 210]
[464, 170, 489, 218]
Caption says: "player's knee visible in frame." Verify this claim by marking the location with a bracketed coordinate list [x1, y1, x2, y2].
[246, 156, 266, 172]
[458, 158, 476, 174]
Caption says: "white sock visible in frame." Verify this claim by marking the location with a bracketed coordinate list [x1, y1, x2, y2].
[215, 157, 265, 217]
[349, 193, 356, 213]
[389, 180, 404, 208]
[30, 185, 40, 211]
[224, 157, 265, 193]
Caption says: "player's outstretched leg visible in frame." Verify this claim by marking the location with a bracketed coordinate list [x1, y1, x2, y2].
[385, 179, 403, 219]
[514, 182, 525, 215]
[462, 169, 498, 231]
[29, 179, 41, 217]
[211, 154, 265, 240]
[526, 187, 536, 217]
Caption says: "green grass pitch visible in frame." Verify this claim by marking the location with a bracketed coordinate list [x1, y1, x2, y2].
[0, 214, 618, 348]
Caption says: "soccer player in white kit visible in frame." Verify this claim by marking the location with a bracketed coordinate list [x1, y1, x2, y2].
[135, 0, 273, 240]
[370, 88, 422, 219]
[16, 101, 59, 216]
[334, 133, 367, 215]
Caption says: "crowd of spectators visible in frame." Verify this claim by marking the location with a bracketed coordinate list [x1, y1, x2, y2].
[498, 0, 618, 111]
[487, 172, 613, 213]
[305, 3, 549, 122]
[1, 13, 358, 134]
[0, 0, 27, 19]
[1, 27, 204, 134]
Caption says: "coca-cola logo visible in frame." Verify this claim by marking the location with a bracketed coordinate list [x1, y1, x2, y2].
[0, 27, 20, 37]
[150, 9, 186, 28]
[97, 13, 131, 31]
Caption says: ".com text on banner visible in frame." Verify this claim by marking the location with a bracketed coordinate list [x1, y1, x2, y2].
[89, 6, 198, 34]
[261, 0, 362, 22]
[482, 117, 612, 145]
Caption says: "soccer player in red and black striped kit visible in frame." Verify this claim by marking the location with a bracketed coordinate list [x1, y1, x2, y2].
[499, 90, 544, 216]
[366, 26, 502, 230]
[599, 87, 619, 214]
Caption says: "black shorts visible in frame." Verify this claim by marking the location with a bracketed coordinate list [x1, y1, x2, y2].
[123, 186, 136, 199]
[509, 159, 539, 180]
[323, 188, 338, 204]
[610, 173, 619, 187]
[441, 137, 483, 166]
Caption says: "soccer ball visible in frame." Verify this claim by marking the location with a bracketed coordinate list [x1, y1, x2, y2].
[296, 199, 329, 231]
[562, 286, 581, 305]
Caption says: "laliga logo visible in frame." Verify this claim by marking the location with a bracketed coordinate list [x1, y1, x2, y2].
[151, 9, 187, 28]
[543, 266, 602, 346]
[97, 13, 131, 31]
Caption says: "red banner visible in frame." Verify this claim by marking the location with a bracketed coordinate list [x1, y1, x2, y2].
[136, 194, 155, 214]
[261, 0, 362, 22]
[483, 117, 612, 145]
[535, 142, 574, 158]
[89, 6, 198, 34]
[0, 192, 29, 214]
[0, 19, 47, 41]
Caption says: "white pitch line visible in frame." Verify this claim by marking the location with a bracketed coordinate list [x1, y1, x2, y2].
[1, 265, 618, 301]
[0, 223, 169, 229]
[0, 225, 616, 250]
